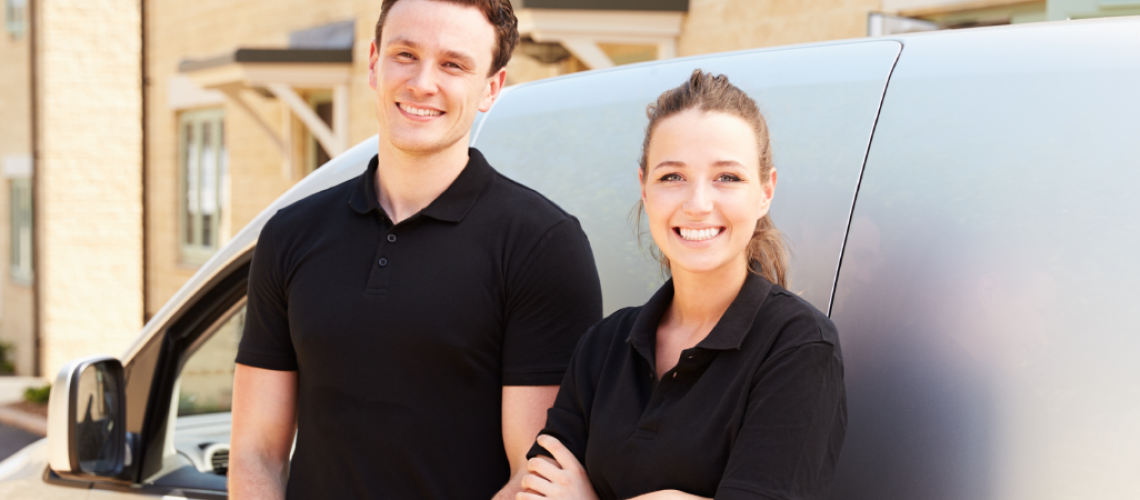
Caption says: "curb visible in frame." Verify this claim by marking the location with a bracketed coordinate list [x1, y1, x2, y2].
[0, 406, 47, 437]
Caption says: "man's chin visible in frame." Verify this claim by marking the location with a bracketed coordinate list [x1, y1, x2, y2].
[386, 133, 466, 157]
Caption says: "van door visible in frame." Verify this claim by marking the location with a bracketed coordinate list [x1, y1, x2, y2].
[474, 41, 901, 313]
[831, 20, 1140, 500]
[46, 257, 251, 499]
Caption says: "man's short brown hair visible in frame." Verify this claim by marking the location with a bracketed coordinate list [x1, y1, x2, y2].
[375, 0, 520, 76]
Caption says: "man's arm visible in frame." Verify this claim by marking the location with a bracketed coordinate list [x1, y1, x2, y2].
[229, 364, 298, 500]
[493, 385, 560, 500]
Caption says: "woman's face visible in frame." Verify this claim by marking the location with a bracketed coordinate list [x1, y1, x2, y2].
[640, 109, 775, 277]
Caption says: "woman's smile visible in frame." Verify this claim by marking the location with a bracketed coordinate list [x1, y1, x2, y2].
[676, 226, 724, 242]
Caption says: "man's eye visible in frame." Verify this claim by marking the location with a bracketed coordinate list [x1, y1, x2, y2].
[659, 173, 682, 182]
[395, 52, 415, 59]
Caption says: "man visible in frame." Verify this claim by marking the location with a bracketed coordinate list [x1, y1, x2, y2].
[227, 0, 603, 498]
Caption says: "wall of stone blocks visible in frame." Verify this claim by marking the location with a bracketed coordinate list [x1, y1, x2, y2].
[36, 0, 144, 378]
[0, 9, 37, 376]
[678, 0, 883, 56]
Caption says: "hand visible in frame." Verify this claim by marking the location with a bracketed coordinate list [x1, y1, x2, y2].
[516, 435, 599, 500]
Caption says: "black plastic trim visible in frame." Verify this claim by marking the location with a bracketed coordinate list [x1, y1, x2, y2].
[826, 43, 905, 317]
[136, 258, 250, 482]
[45, 467, 227, 499]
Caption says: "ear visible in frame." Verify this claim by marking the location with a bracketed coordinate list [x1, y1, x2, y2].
[368, 40, 380, 90]
[762, 168, 777, 207]
[479, 68, 508, 112]
[638, 167, 647, 203]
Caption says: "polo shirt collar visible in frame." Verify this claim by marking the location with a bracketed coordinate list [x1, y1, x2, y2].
[627, 270, 774, 356]
[348, 148, 494, 223]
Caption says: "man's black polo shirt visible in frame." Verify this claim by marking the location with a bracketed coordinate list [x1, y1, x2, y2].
[237, 148, 603, 499]
[529, 272, 846, 500]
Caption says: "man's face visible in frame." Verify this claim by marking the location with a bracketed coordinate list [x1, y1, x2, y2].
[369, 0, 504, 156]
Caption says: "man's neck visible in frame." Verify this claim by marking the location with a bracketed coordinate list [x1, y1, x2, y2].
[374, 141, 471, 224]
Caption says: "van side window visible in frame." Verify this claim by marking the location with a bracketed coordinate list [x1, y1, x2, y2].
[178, 305, 244, 416]
[166, 302, 245, 480]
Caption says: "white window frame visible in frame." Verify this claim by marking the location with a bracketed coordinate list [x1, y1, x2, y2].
[178, 108, 227, 265]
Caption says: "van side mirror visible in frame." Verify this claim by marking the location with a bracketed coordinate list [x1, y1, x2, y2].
[48, 355, 126, 478]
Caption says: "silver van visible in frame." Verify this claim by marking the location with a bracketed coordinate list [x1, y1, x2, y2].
[1, 16, 1137, 500]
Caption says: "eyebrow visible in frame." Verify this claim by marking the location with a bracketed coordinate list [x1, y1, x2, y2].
[386, 36, 478, 69]
[713, 160, 747, 169]
[651, 160, 685, 171]
[651, 159, 748, 171]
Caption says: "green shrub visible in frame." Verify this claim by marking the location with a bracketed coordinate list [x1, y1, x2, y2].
[24, 384, 50, 404]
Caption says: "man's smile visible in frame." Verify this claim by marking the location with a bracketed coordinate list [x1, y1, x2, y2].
[397, 102, 444, 118]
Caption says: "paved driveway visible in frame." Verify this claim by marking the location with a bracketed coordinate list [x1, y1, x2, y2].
[0, 376, 48, 461]
[0, 423, 39, 461]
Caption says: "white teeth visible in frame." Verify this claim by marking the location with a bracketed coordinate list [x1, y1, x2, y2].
[679, 227, 721, 241]
[400, 104, 441, 117]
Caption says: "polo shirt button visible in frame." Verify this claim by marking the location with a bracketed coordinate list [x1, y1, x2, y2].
[672, 372, 678, 378]
[387, 234, 397, 243]
[378, 258, 388, 267]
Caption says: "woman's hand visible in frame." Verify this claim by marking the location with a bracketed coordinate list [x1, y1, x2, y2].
[628, 491, 709, 500]
[516, 435, 600, 500]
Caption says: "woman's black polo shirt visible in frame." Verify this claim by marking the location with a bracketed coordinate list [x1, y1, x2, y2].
[237, 149, 603, 499]
[528, 272, 846, 500]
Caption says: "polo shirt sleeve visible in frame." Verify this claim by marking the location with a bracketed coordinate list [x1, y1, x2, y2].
[501, 217, 603, 386]
[715, 340, 846, 500]
[525, 327, 595, 466]
[236, 217, 299, 371]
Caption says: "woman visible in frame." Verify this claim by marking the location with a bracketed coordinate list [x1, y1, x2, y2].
[517, 70, 846, 500]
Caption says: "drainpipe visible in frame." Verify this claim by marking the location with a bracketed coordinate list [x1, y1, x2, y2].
[141, 0, 149, 324]
[29, 0, 41, 378]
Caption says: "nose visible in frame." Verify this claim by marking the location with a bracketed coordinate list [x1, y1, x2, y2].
[406, 61, 439, 96]
[683, 179, 714, 217]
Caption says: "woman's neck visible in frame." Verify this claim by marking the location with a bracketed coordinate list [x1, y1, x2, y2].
[662, 258, 750, 346]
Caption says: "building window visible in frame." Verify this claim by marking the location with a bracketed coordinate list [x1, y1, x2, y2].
[307, 92, 334, 174]
[5, 0, 26, 39]
[179, 109, 227, 264]
[9, 178, 32, 285]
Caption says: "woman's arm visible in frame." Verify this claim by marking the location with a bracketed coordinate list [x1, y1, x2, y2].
[513, 325, 605, 497]
[520, 436, 710, 500]
[629, 494, 706, 500]
[517, 435, 599, 500]
[629, 491, 708, 500]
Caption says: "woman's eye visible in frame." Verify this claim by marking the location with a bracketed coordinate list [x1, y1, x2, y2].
[659, 173, 682, 182]
[716, 173, 742, 182]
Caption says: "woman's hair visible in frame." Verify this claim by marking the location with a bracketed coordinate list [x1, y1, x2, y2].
[637, 69, 790, 287]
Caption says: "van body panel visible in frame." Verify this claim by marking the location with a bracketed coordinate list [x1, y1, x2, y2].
[832, 18, 1140, 500]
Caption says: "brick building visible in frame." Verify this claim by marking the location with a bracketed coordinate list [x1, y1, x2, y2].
[1, 0, 1137, 378]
